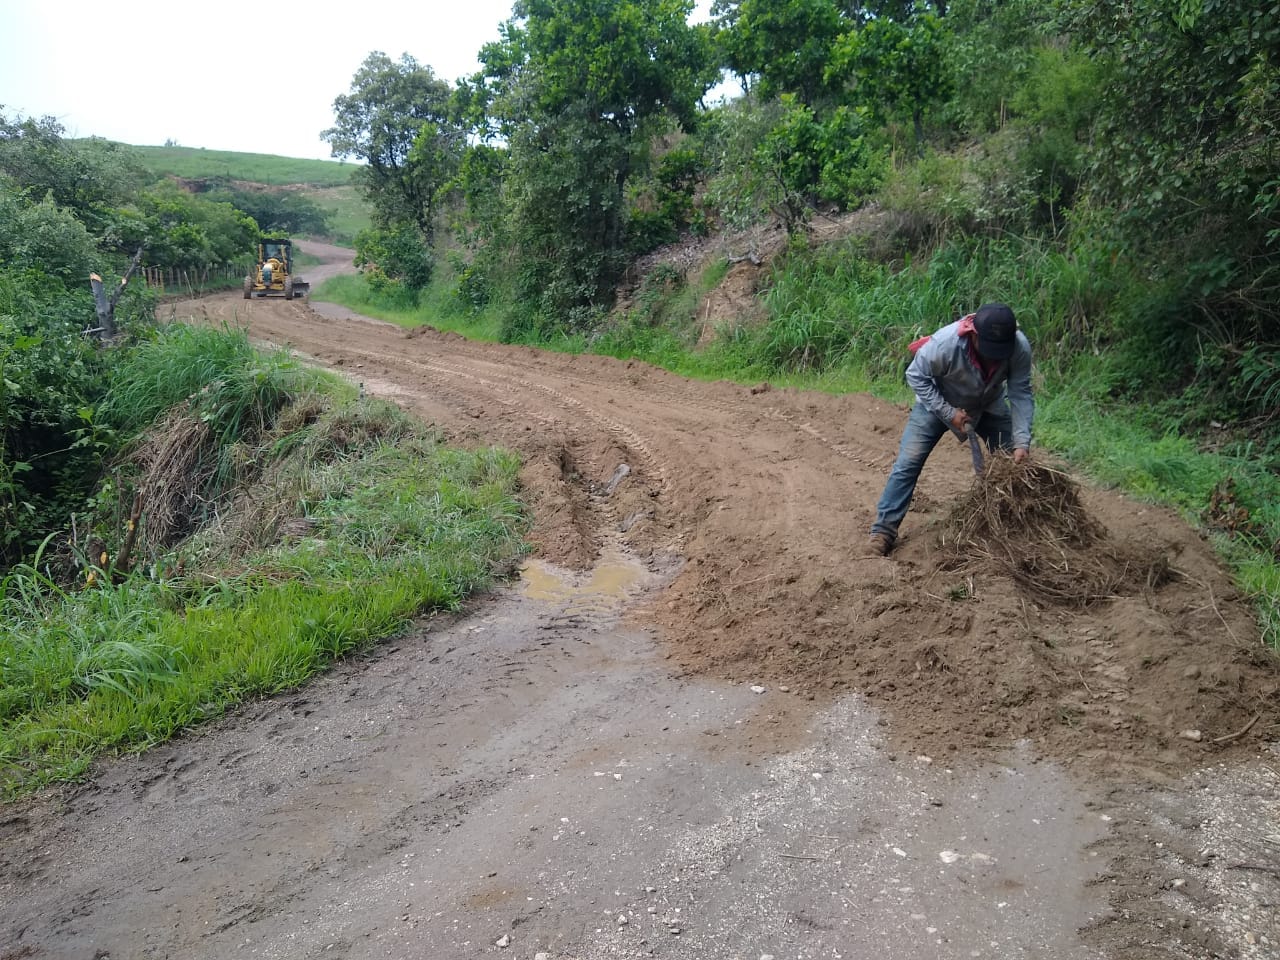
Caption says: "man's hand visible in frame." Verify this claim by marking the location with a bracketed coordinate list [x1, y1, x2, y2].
[950, 410, 971, 432]
[1013, 447, 1029, 463]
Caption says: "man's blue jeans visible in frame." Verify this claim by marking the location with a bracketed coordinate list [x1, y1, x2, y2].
[871, 401, 1013, 544]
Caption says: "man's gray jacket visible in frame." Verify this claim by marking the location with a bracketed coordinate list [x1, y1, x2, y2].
[905, 319, 1034, 449]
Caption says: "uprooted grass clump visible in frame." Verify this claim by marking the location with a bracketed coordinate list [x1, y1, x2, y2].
[938, 456, 1175, 606]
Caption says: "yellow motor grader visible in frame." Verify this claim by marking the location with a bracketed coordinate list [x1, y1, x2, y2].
[243, 238, 309, 300]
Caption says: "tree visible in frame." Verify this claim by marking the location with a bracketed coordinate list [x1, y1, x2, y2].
[205, 184, 329, 236]
[712, 0, 847, 104]
[710, 1, 951, 104]
[0, 111, 148, 235]
[1063, 0, 1280, 334]
[0, 180, 98, 284]
[322, 53, 464, 241]
[502, 0, 715, 136]
[942, 0, 1049, 135]
[120, 181, 258, 269]
[476, 0, 717, 329]
[826, 9, 951, 146]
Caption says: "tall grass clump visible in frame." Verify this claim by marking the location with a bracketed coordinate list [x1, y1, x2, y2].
[748, 233, 1134, 385]
[101, 323, 304, 438]
[93, 323, 322, 551]
[0, 393, 527, 796]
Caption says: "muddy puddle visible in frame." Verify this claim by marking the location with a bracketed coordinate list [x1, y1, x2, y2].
[520, 547, 650, 607]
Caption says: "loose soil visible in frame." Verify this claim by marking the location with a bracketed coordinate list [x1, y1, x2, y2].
[3, 240, 1277, 960]
[177, 243, 1275, 775]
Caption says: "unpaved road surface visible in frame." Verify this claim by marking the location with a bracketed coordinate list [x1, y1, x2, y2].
[3, 241, 1277, 959]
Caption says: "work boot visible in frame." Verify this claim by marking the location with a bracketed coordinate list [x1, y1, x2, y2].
[864, 532, 893, 557]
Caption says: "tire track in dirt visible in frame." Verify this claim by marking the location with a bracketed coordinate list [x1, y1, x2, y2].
[395, 350, 670, 489]
[3, 246, 1272, 960]
[402, 333, 891, 471]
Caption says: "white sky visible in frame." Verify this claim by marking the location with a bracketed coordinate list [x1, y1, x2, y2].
[0, 0, 715, 161]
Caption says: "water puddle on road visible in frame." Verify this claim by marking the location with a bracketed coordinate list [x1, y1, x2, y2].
[519, 548, 649, 614]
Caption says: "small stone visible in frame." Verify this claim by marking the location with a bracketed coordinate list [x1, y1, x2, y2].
[1179, 729, 1203, 742]
[892, 847, 907, 857]
[535, 954, 551, 960]
[669, 927, 682, 935]
[1171, 878, 1187, 889]
[778, 685, 790, 693]
[750, 685, 766, 694]
[496, 934, 511, 948]
[617, 914, 628, 926]
[1182, 665, 1201, 679]
[645, 886, 656, 893]
[939, 850, 960, 864]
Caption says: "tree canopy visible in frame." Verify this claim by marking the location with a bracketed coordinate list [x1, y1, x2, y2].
[323, 52, 463, 241]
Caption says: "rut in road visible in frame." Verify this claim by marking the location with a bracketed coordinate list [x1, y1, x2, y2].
[172, 284, 1278, 776]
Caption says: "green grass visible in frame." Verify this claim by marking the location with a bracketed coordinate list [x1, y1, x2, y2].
[0, 332, 527, 796]
[312, 274, 508, 341]
[121, 144, 357, 187]
[301, 185, 372, 244]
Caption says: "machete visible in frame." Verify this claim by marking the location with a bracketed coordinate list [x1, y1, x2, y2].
[963, 420, 985, 475]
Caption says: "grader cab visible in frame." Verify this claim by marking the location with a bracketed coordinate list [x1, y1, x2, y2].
[244, 239, 309, 300]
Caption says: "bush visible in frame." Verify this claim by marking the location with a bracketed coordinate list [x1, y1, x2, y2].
[0, 272, 111, 565]
[625, 145, 703, 255]
[0, 186, 99, 284]
[353, 223, 434, 291]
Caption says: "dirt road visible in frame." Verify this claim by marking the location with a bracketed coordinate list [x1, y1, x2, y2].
[2, 241, 1277, 959]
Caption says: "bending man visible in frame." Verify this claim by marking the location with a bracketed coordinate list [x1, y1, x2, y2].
[866, 302, 1033, 557]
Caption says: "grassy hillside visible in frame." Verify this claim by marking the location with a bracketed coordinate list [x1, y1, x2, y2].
[302, 184, 372, 243]
[117, 143, 371, 243]
[124, 144, 356, 186]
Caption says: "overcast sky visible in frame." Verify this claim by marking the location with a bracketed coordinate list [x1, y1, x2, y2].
[1, 1, 717, 161]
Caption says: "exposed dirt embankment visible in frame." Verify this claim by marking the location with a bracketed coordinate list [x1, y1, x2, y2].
[172, 270, 1278, 776]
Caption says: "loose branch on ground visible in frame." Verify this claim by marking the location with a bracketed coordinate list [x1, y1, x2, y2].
[1211, 714, 1261, 744]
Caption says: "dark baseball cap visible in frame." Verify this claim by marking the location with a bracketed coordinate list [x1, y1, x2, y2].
[973, 303, 1017, 360]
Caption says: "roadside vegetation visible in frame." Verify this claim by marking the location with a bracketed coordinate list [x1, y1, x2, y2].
[0, 119, 526, 797]
[0, 322, 526, 797]
[312, 0, 1279, 646]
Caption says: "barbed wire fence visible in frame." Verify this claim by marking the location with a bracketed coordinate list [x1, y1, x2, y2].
[140, 260, 254, 297]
